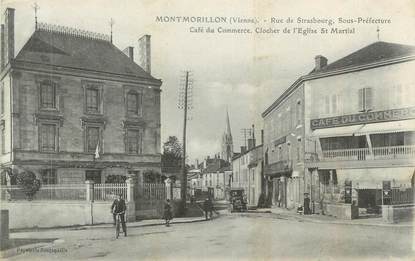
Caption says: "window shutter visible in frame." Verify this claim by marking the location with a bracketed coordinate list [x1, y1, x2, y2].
[358, 88, 364, 111]
[325, 96, 330, 114]
[331, 94, 337, 114]
[365, 87, 373, 111]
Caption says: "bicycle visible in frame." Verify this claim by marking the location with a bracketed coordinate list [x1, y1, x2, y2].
[114, 211, 125, 239]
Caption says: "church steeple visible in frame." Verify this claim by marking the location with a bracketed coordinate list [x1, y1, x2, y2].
[221, 108, 233, 162]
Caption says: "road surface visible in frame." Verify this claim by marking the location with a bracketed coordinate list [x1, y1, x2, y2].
[7, 212, 414, 261]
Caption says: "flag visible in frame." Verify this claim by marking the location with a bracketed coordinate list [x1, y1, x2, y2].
[94, 140, 100, 159]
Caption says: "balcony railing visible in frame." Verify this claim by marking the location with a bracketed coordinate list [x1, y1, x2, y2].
[320, 145, 415, 162]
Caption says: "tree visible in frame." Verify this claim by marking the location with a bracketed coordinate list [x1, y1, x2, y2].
[163, 136, 183, 158]
[162, 136, 183, 172]
[16, 170, 41, 200]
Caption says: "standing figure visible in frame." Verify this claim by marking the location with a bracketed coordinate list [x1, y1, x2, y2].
[303, 193, 311, 215]
[203, 197, 213, 220]
[111, 193, 127, 237]
[163, 199, 173, 226]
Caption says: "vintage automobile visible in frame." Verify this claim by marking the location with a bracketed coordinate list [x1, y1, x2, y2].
[228, 188, 247, 212]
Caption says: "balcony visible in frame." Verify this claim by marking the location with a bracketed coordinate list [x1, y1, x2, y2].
[321, 145, 415, 161]
[305, 145, 415, 168]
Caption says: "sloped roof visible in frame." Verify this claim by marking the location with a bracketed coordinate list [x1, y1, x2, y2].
[310, 41, 415, 74]
[263, 41, 415, 117]
[15, 27, 157, 81]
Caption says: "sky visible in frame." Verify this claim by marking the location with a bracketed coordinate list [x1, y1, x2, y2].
[1, 0, 415, 163]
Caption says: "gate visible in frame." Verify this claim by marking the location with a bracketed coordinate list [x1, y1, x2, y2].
[135, 182, 166, 219]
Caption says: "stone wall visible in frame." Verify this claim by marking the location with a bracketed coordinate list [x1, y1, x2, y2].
[323, 202, 359, 220]
[382, 204, 414, 223]
[0, 200, 136, 229]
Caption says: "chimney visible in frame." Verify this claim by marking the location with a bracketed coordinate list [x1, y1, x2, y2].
[240, 146, 247, 154]
[123, 46, 134, 61]
[248, 138, 256, 151]
[261, 129, 264, 145]
[4, 8, 15, 66]
[314, 55, 327, 71]
[1, 24, 4, 70]
[138, 34, 151, 74]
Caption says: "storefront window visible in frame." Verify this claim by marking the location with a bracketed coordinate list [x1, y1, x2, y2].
[320, 136, 367, 150]
[370, 132, 411, 147]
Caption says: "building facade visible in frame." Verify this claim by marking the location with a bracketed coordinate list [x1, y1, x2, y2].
[0, 8, 162, 185]
[304, 42, 415, 211]
[263, 41, 415, 212]
[262, 81, 305, 209]
[190, 157, 231, 200]
[232, 144, 263, 206]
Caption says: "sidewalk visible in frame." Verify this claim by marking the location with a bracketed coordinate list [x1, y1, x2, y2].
[264, 207, 413, 228]
[1, 215, 208, 258]
[10, 215, 207, 234]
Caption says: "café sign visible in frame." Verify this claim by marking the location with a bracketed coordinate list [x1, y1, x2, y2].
[310, 106, 415, 130]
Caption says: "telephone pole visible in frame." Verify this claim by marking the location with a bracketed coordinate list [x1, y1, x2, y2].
[178, 70, 193, 214]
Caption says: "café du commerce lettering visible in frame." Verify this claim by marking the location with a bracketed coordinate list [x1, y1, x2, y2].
[310, 106, 415, 130]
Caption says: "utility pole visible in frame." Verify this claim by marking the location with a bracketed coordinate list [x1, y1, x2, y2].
[178, 70, 193, 214]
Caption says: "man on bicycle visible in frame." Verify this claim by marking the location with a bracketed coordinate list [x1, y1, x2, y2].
[111, 193, 127, 237]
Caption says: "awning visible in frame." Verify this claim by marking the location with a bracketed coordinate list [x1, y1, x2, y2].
[336, 167, 414, 189]
[311, 124, 364, 138]
[354, 119, 415, 136]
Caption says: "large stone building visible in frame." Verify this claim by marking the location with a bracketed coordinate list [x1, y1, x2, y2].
[263, 41, 415, 212]
[0, 8, 162, 185]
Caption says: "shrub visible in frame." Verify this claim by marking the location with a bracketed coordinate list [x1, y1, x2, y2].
[16, 171, 41, 200]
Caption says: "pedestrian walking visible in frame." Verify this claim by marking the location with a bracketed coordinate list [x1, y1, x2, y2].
[163, 199, 173, 226]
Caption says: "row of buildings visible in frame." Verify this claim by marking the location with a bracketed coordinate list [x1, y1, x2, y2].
[262, 41, 415, 212]
[0, 8, 162, 186]
[191, 40, 415, 214]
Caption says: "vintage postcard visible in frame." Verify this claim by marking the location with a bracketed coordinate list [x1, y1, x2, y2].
[0, 0, 414, 260]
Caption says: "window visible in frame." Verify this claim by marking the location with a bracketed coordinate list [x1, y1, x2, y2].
[85, 170, 102, 184]
[1, 84, 4, 114]
[1, 123, 4, 154]
[41, 169, 57, 184]
[358, 87, 373, 112]
[154, 93, 160, 105]
[40, 81, 56, 109]
[127, 91, 142, 115]
[86, 126, 100, 153]
[331, 95, 337, 114]
[86, 88, 99, 113]
[39, 123, 57, 152]
[325, 96, 330, 114]
[296, 100, 302, 125]
[126, 129, 141, 154]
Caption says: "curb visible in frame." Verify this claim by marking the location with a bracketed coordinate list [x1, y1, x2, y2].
[269, 212, 413, 228]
